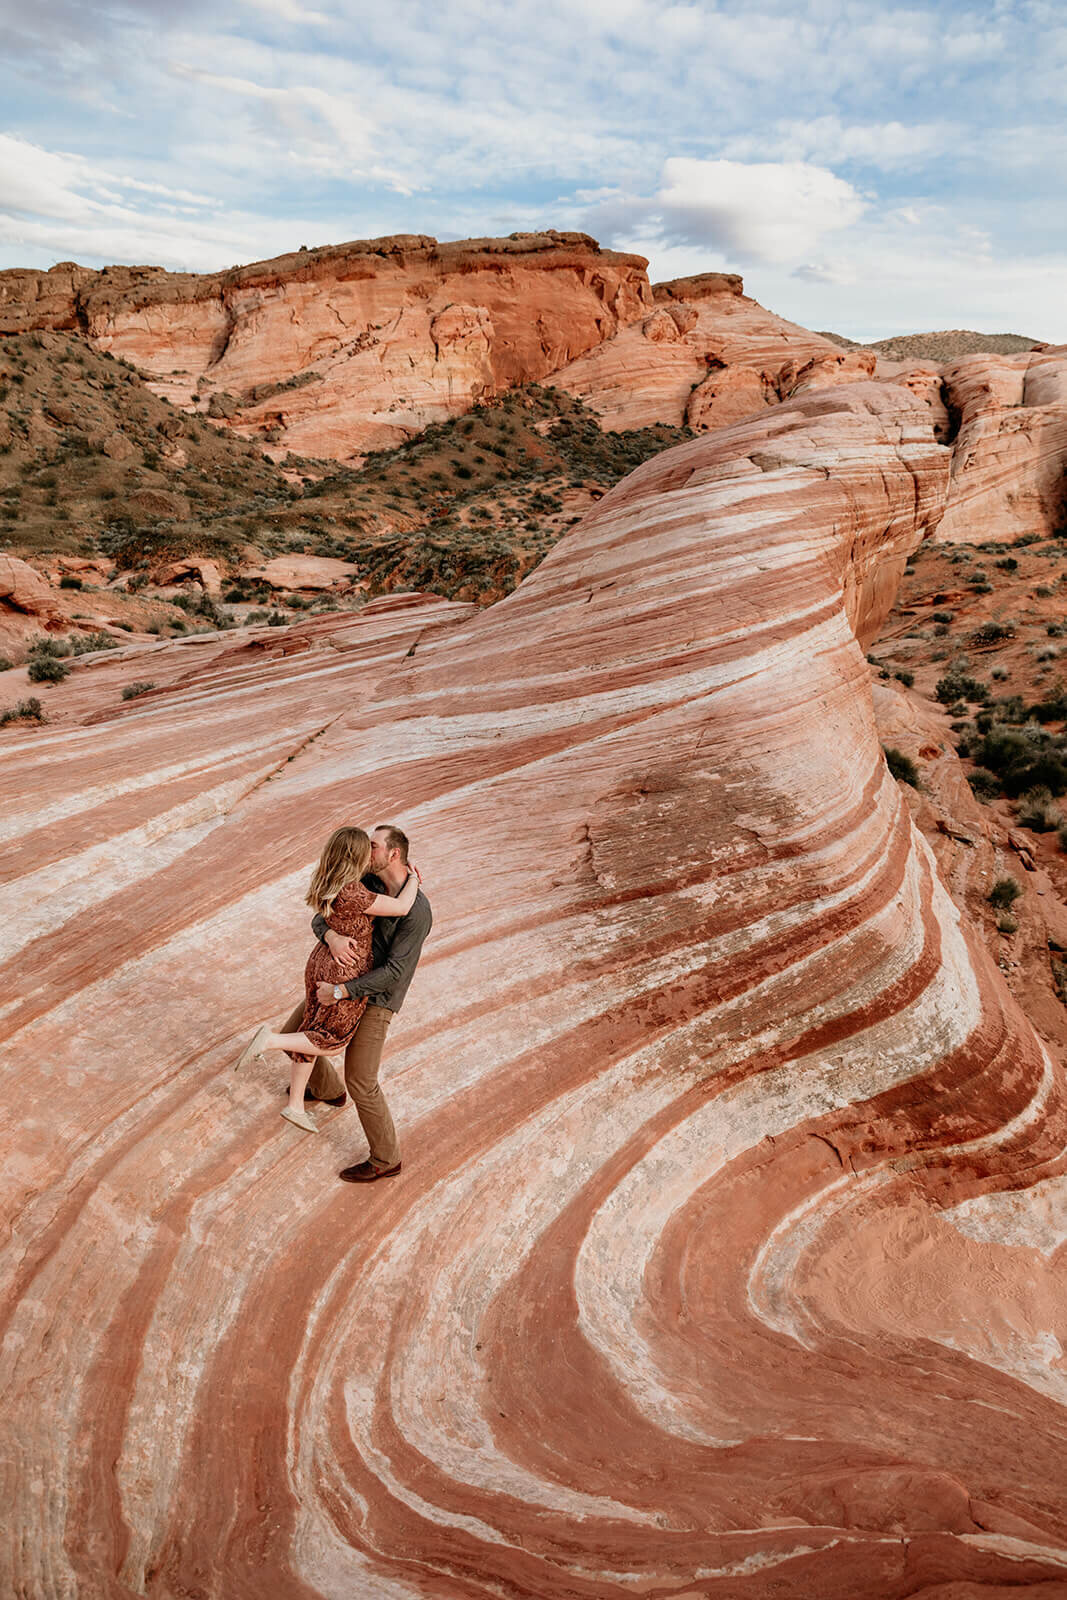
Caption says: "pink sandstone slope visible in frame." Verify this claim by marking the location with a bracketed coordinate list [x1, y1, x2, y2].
[3, 381, 1067, 1597]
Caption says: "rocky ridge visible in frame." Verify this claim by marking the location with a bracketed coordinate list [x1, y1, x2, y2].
[4, 366, 1067, 1595]
[0, 233, 872, 460]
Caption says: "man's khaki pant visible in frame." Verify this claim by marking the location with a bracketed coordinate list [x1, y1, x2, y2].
[280, 999, 400, 1169]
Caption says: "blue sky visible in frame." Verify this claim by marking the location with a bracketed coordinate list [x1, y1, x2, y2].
[1, 0, 1065, 340]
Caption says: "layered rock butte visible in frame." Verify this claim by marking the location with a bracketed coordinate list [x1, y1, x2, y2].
[0, 232, 877, 459]
[5, 364, 1067, 1596]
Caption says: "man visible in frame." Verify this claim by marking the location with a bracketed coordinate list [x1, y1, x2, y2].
[278, 824, 431, 1183]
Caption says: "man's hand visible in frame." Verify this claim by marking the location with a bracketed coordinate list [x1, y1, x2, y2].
[317, 980, 342, 1005]
[325, 929, 359, 965]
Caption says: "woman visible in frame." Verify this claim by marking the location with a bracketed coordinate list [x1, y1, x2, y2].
[235, 826, 419, 1132]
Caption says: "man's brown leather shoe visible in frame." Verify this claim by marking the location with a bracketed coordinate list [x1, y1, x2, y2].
[339, 1160, 402, 1183]
[282, 1088, 347, 1107]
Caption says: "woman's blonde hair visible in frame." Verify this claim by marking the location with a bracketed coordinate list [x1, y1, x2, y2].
[306, 826, 371, 915]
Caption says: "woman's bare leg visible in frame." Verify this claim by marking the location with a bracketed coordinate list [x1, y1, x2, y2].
[286, 1051, 318, 1113]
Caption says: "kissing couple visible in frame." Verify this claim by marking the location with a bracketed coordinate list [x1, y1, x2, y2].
[236, 823, 431, 1183]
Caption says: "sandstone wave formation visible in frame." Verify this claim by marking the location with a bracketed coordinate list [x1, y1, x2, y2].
[4, 377, 1067, 1598]
[0, 233, 872, 459]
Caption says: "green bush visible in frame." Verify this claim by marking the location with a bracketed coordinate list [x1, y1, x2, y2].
[972, 727, 1067, 796]
[968, 767, 1004, 798]
[884, 746, 920, 787]
[70, 631, 119, 656]
[28, 635, 71, 658]
[931, 610, 954, 624]
[1029, 695, 1067, 723]
[0, 656, 13, 673]
[0, 696, 45, 725]
[970, 621, 1015, 646]
[59, 574, 83, 590]
[936, 671, 991, 706]
[892, 669, 915, 688]
[995, 913, 1019, 934]
[989, 876, 1022, 910]
[27, 654, 70, 684]
[121, 681, 155, 700]
[1016, 787, 1061, 832]
[995, 556, 1019, 571]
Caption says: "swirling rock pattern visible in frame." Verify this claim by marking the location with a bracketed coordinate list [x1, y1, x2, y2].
[4, 383, 1067, 1598]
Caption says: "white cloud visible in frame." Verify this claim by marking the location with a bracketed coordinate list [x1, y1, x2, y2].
[587, 157, 867, 267]
[237, 0, 331, 23]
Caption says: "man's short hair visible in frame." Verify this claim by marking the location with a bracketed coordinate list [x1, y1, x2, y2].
[374, 824, 409, 863]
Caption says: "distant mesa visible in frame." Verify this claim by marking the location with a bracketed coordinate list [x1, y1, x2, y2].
[818, 328, 1041, 360]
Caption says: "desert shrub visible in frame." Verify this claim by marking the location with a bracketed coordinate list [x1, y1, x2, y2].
[28, 635, 71, 658]
[884, 746, 920, 787]
[967, 766, 1004, 798]
[975, 710, 995, 733]
[931, 610, 954, 624]
[0, 656, 12, 673]
[1016, 786, 1061, 832]
[995, 556, 1019, 571]
[121, 681, 155, 700]
[993, 695, 1028, 723]
[267, 611, 287, 627]
[1058, 822, 1067, 852]
[893, 669, 915, 687]
[223, 587, 247, 603]
[1036, 585, 1055, 597]
[936, 670, 991, 705]
[1029, 694, 1067, 723]
[996, 914, 1019, 934]
[991, 666, 1009, 681]
[27, 655, 70, 684]
[70, 631, 119, 656]
[59, 575, 83, 590]
[973, 727, 1067, 795]
[970, 621, 1015, 646]
[989, 876, 1022, 910]
[0, 696, 45, 725]
[1051, 956, 1067, 1005]
[1048, 622, 1066, 638]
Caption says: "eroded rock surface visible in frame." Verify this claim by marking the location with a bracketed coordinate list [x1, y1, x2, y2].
[0, 234, 653, 457]
[3, 386, 1067, 1597]
[548, 271, 876, 431]
[1, 237, 874, 462]
[935, 346, 1067, 544]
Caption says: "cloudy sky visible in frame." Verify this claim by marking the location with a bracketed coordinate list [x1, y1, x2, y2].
[1, 0, 1064, 340]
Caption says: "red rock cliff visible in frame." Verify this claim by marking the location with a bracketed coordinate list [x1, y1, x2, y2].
[0, 233, 652, 457]
[0, 234, 875, 462]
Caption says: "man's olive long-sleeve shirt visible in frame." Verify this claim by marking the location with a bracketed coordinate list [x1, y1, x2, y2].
[311, 873, 432, 1013]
